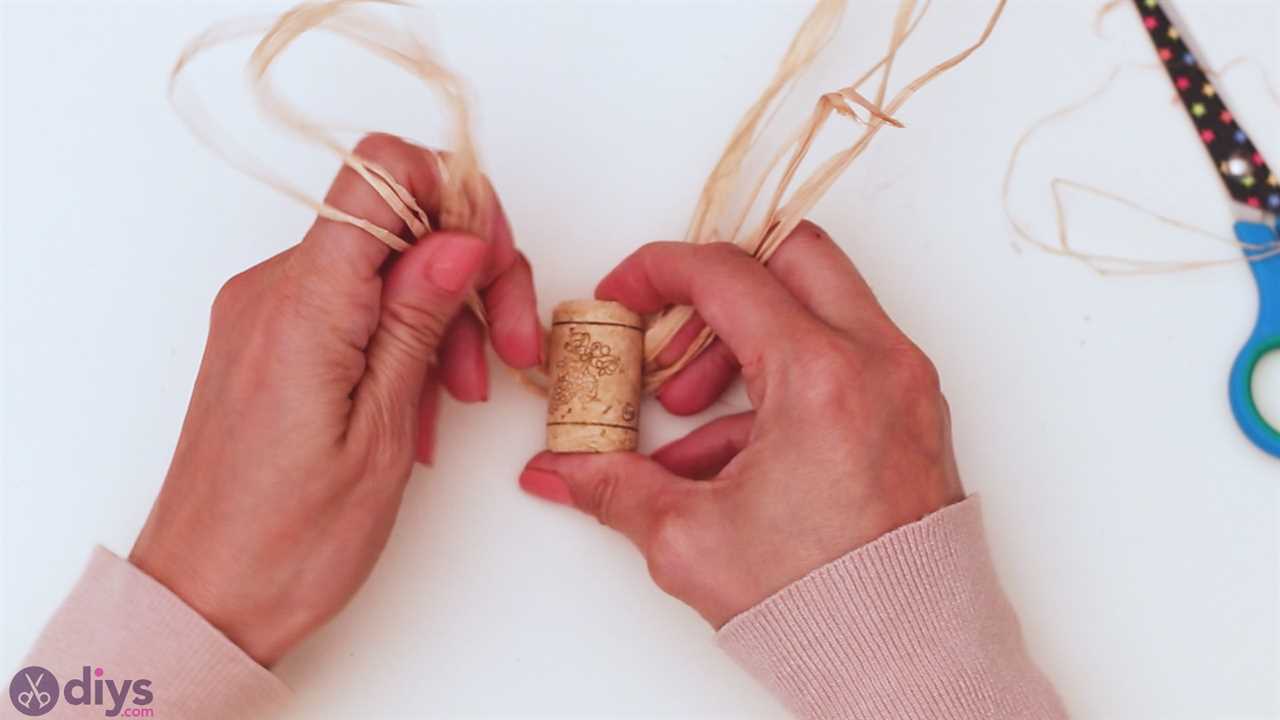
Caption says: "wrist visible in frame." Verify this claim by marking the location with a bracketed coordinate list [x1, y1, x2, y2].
[129, 527, 290, 668]
[718, 496, 1065, 720]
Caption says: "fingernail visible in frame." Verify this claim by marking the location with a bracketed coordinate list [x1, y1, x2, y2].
[519, 467, 573, 507]
[425, 234, 487, 294]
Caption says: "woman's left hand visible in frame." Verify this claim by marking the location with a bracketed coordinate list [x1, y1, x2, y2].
[130, 133, 542, 667]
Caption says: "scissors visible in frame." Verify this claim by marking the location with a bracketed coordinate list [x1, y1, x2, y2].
[17, 670, 53, 711]
[1133, 0, 1280, 458]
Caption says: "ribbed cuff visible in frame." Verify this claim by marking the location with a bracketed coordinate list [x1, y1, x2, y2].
[716, 496, 1066, 720]
[21, 546, 291, 719]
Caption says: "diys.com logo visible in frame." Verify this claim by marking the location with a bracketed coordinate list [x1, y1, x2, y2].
[8, 665, 154, 717]
[8, 666, 58, 716]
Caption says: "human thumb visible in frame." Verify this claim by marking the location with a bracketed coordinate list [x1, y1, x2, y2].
[519, 451, 684, 551]
[353, 232, 488, 448]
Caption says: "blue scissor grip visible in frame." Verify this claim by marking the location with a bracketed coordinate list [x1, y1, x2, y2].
[1228, 220, 1280, 459]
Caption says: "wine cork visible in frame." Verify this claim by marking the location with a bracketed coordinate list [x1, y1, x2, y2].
[546, 299, 644, 453]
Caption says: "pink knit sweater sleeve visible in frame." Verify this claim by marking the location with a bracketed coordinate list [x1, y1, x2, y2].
[17, 547, 290, 718]
[717, 495, 1067, 720]
[17, 497, 1058, 719]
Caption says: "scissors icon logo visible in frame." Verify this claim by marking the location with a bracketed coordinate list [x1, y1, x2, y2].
[8, 666, 59, 716]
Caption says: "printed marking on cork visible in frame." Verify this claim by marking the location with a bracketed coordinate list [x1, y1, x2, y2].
[546, 299, 644, 453]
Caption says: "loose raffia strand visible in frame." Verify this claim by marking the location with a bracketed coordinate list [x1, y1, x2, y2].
[1003, 58, 1280, 276]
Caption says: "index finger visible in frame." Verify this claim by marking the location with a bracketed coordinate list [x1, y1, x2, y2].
[596, 242, 825, 379]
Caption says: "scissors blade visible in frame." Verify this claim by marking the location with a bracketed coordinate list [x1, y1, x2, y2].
[1132, 0, 1280, 218]
[24, 672, 42, 692]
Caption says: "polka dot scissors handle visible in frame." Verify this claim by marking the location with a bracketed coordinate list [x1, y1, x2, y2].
[1134, 0, 1280, 458]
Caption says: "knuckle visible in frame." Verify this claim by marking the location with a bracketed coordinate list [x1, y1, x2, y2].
[353, 396, 414, 480]
[645, 498, 696, 594]
[698, 241, 751, 268]
[380, 299, 450, 357]
[881, 344, 949, 456]
[586, 468, 622, 527]
[210, 270, 252, 323]
[885, 343, 941, 398]
[350, 133, 422, 194]
[352, 132, 405, 164]
[791, 335, 861, 410]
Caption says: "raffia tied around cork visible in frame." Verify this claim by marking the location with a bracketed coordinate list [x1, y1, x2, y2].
[546, 300, 644, 453]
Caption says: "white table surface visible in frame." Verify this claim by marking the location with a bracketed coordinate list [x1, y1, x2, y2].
[3, 1, 1279, 717]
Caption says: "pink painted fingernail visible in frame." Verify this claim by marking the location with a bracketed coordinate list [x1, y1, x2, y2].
[519, 468, 573, 506]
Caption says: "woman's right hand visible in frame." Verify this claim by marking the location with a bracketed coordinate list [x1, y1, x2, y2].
[519, 222, 965, 628]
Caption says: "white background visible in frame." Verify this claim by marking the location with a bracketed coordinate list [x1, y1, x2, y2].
[3, 0, 1280, 718]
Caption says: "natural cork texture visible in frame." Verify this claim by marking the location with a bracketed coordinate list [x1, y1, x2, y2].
[546, 300, 644, 453]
